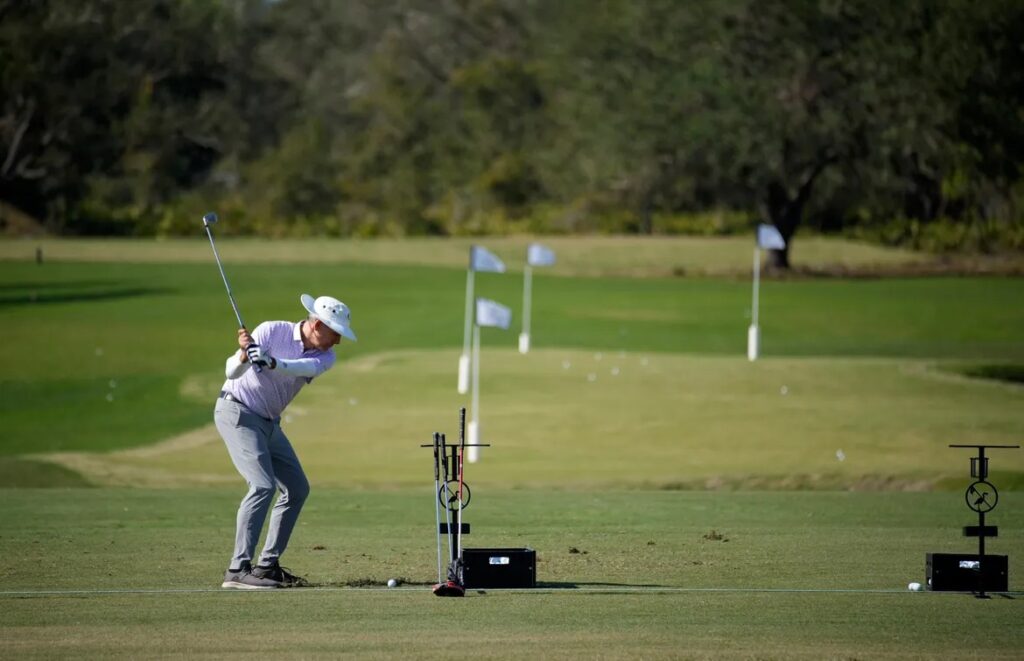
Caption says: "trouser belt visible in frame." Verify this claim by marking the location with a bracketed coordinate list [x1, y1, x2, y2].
[219, 390, 275, 423]
[219, 390, 243, 404]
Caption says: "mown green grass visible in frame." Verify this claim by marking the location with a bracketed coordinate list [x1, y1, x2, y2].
[1, 238, 1023, 658]
[0, 488, 1021, 658]
[0, 234, 930, 277]
[2, 259, 1023, 460]
[37, 350, 1024, 491]
[5, 590, 1020, 659]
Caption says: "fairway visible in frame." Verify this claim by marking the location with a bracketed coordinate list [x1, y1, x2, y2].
[0, 489, 1022, 658]
[31, 350, 1024, 490]
[1, 237, 1023, 658]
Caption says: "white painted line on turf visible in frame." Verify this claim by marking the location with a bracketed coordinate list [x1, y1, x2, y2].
[0, 587, 421, 596]
[0, 586, 1020, 598]
[477, 587, 1024, 597]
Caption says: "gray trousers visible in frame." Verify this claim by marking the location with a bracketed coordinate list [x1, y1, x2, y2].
[214, 398, 310, 569]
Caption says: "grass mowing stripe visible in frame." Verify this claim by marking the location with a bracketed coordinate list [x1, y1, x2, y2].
[2, 588, 1021, 659]
[0, 374, 211, 455]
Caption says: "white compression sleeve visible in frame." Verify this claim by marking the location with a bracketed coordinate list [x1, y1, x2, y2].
[274, 358, 320, 378]
[225, 351, 250, 379]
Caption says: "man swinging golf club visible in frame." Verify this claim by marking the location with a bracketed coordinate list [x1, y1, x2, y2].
[215, 294, 357, 589]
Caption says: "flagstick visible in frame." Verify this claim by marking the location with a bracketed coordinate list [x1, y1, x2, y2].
[468, 323, 481, 462]
[459, 267, 474, 393]
[748, 246, 760, 361]
[518, 264, 532, 354]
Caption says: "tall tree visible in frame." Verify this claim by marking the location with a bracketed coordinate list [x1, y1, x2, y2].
[539, 0, 732, 233]
[710, 1, 929, 267]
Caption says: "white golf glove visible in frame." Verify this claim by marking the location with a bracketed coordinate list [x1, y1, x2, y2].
[245, 344, 274, 368]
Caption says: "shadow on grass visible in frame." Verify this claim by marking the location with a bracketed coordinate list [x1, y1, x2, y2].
[957, 363, 1024, 385]
[314, 579, 673, 590]
[0, 457, 92, 488]
[0, 280, 116, 291]
[0, 286, 174, 307]
[536, 581, 671, 589]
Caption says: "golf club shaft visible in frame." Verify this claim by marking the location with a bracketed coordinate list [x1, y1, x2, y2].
[201, 228, 245, 331]
[457, 409, 466, 560]
[432, 433, 443, 584]
[440, 434, 454, 566]
[203, 220, 261, 372]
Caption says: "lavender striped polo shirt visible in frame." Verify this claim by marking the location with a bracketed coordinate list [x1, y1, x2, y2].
[221, 320, 336, 420]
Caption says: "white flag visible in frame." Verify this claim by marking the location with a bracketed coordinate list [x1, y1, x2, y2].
[470, 245, 506, 273]
[476, 298, 512, 330]
[757, 224, 786, 250]
[527, 243, 556, 267]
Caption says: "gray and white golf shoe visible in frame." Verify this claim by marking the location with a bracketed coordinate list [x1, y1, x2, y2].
[221, 561, 282, 590]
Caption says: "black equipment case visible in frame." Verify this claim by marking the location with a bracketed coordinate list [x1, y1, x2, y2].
[462, 548, 536, 589]
[926, 553, 1008, 592]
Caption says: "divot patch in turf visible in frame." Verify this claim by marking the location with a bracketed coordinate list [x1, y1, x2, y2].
[316, 576, 425, 589]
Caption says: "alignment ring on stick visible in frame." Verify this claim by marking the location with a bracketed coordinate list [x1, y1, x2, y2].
[439, 480, 471, 512]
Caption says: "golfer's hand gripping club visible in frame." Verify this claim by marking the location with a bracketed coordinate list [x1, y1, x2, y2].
[245, 343, 275, 370]
[237, 328, 265, 373]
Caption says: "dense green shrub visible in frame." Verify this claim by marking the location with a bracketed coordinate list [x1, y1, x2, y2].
[845, 216, 1024, 253]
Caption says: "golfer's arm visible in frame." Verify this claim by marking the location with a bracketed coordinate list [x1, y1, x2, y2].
[274, 358, 320, 378]
[225, 351, 250, 379]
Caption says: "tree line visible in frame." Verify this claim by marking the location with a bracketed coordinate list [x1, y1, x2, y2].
[2, 0, 1022, 265]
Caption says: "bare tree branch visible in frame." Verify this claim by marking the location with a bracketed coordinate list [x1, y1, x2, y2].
[2, 99, 36, 178]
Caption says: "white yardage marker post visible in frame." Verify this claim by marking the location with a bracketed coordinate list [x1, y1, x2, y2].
[519, 243, 555, 354]
[469, 297, 512, 462]
[519, 265, 532, 353]
[748, 224, 785, 361]
[468, 323, 481, 460]
[748, 245, 760, 361]
[459, 268, 475, 393]
[459, 246, 505, 393]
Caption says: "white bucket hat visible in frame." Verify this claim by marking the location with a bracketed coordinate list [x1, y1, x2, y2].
[301, 294, 357, 341]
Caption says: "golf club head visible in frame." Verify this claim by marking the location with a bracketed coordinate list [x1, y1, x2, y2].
[432, 581, 465, 597]
[202, 212, 218, 227]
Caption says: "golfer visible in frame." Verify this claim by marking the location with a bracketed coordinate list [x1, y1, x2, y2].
[215, 294, 357, 589]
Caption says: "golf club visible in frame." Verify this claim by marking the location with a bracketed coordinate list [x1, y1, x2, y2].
[433, 432, 465, 597]
[432, 432, 444, 585]
[439, 432, 454, 563]
[457, 406, 466, 562]
[420, 412, 490, 597]
[202, 212, 262, 372]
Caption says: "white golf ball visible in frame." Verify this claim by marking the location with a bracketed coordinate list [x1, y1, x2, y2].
[387, 579, 397, 588]
[908, 582, 922, 591]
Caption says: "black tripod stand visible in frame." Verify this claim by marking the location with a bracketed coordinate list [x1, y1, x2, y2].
[421, 407, 489, 597]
